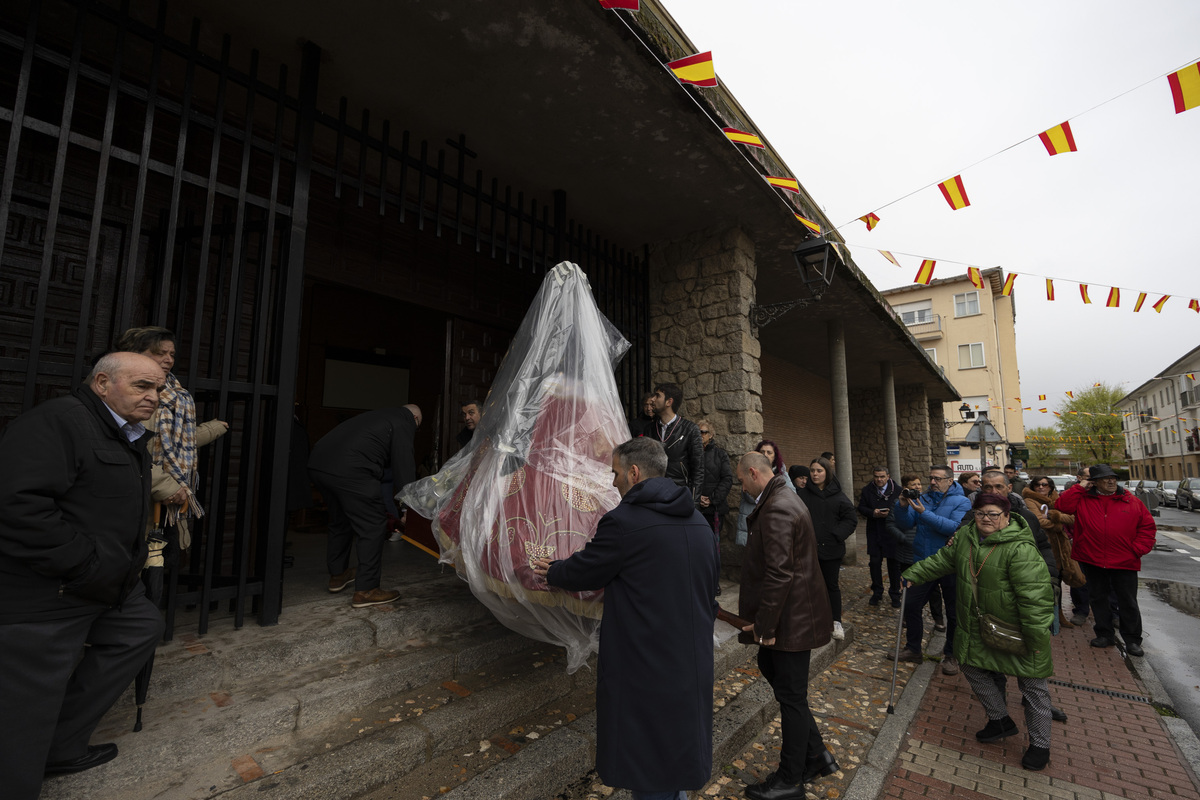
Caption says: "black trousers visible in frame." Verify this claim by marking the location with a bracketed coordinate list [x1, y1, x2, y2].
[757, 647, 825, 785]
[904, 574, 957, 655]
[310, 467, 388, 591]
[1079, 562, 1141, 645]
[817, 558, 842, 622]
[869, 551, 902, 601]
[0, 583, 162, 800]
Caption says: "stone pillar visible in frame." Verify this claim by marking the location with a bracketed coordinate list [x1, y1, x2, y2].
[881, 361, 900, 479]
[828, 318, 856, 564]
[648, 226, 761, 578]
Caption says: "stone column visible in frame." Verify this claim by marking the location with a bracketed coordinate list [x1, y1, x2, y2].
[828, 318, 856, 564]
[881, 361, 900, 479]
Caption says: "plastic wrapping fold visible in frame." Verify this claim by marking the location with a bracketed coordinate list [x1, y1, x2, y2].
[398, 262, 631, 673]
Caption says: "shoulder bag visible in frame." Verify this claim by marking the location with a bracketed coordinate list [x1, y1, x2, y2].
[969, 543, 1028, 656]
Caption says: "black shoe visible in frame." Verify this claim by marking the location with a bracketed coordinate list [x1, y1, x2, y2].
[1021, 745, 1050, 771]
[1126, 642, 1145, 657]
[1090, 636, 1114, 648]
[869, 595, 882, 606]
[891, 597, 902, 608]
[45, 743, 118, 776]
[976, 716, 1018, 742]
[745, 772, 806, 800]
[802, 749, 839, 783]
[1051, 705, 1068, 722]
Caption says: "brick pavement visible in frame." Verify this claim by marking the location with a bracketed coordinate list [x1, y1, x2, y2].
[880, 617, 1200, 800]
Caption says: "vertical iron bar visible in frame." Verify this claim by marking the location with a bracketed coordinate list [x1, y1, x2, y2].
[73, 0, 128, 385]
[552, 189, 566, 265]
[333, 97, 346, 199]
[261, 40, 320, 627]
[356, 109, 368, 208]
[502, 186, 512, 265]
[433, 148, 445, 237]
[24, 3, 86, 408]
[378, 120, 389, 217]
[472, 169, 482, 253]
[488, 178, 498, 259]
[0, 0, 38, 275]
[396, 130, 409, 224]
[154, 20, 205, 323]
[515, 191, 524, 270]
[416, 140, 428, 231]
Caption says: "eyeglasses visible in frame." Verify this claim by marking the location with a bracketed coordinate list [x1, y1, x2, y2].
[973, 510, 1005, 520]
[928, 475, 949, 483]
[698, 430, 712, 436]
[1035, 482, 1051, 488]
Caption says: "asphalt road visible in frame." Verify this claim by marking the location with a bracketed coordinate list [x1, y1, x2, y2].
[1134, 503, 1200, 739]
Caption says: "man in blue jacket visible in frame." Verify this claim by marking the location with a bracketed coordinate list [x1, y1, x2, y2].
[532, 438, 719, 800]
[888, 464, 971, 674]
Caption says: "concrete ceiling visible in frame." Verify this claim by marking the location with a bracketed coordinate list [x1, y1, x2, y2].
[173, 0, 957, 398]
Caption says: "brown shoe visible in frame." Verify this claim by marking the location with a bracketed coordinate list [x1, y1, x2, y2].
[1058, 608, 1074, 628]
[327, 567, 356, 593]
[351, 588, 400, 608]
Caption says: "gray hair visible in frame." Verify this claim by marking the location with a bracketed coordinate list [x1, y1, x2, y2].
[614, 438, 667, 478]
[89, 351, 131, 381]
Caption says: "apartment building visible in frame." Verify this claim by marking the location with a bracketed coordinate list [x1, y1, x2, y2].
[1120, 344, 1200, 481]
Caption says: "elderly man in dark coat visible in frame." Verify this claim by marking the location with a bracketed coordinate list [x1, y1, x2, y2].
[0, 352, 166, 799]
[532, 437, 719, 799]
[738, 451, 839, 800]
[309, 404, 422, 608]
[857, 465, 902, 608]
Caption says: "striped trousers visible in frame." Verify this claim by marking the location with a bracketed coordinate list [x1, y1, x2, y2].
[961, 664, 1052, 749]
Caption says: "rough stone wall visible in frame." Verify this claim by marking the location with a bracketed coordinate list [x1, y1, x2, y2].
[928, 399, 947, 466]
[847, 386, 885, 491]
[648, 226, 761, 579]
[898, 385, 934, 476]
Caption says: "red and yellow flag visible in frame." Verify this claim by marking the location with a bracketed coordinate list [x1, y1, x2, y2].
[1189, 373, 1197, 381]
[1001, 272, 1016, 296]
[1191, 299, 1200, 313]
[1106, 287, 1119, 308]
[1038, 121, 1078, 156]
[880, 250, 901, 267]
[1080, 284, 1092, 304]
[938, 175, 970, 210]
[765, 175, 800, 193]
[914, 259, 936, 285]
[795, 214, 821, 235]
[1039, 407, 1047, 413]
[1046, 279, 1055, 301]
[1038, 395, 1046, 401]
[968, 266, 984, 290]
[667, 52, 717, 87]
[1065, 391, 1074, 398]
[860, 213, 880, 231]
[1134, 292, 1147, 312]
[723, 127, 763, 148]
[599, 0, 640, 8]
[1168, 61, 1200, 114]
[1153, 295, 1170, 313]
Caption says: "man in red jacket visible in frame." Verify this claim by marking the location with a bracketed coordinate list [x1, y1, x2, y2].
[1055, 464, 1156, 657]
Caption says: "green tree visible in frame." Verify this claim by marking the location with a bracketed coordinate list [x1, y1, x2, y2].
[1057, 383, 1124, 465]
[1025, 426, 1058, 469]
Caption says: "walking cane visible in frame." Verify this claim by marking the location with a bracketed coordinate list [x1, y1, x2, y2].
[886, 582, 907, 714]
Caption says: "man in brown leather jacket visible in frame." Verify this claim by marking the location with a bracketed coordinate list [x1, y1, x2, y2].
[737, 451, 839, 800]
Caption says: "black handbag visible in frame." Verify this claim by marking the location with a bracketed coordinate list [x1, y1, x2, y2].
[969, 544, 1028, 656]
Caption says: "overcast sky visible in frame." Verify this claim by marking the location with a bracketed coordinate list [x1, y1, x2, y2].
[662, 0, 1200, 431]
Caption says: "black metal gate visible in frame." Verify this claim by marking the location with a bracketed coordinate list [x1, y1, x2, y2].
[0, 0, 317, 630]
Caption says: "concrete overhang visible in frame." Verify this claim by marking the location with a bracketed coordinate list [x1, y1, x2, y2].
[171, 0, 957, 399]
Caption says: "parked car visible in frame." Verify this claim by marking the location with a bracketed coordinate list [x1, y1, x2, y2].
[1045, 475, 1076, 491]
[1161, 480, 1180, 506]
[1135, 480, 1162, 508]
[1178, 478, 1200, 511]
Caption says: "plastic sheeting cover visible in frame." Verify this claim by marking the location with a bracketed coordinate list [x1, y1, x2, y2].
[398, 262, 631, 672]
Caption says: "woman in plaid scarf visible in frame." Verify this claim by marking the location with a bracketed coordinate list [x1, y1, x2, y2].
[117, 327, 229, 551]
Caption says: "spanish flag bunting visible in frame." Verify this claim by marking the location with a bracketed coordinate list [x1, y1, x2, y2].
[938, 175, 970, 210]
[667, 51, 717, 87]
[1191, 299, 1200, 313]
[1189, 373, 1196, 380]
[968, 266, 984, 290]
[1168, 61, 1200, 114]
[1053, 411, 1062, 416]
[1039, 408, 1047, 413]
[914, 259, 936, 285]
[1023, 407, 1032, 411]
[1046, 279, 1055, 301]
[795, 214, 821, 235]
[723, 127, 764, 148]
[765, 175, 800, 193]
[1015, 397, 1021, 403]
[1080, 284, 1092, 304]
[1092, 383, 1100, 388]
[880, 250, 901, 267]
[1038, 394, 1046, 401]
[1038, 121, 1078, 156]
[599, 0, 640, 8]
[1153, 295, 1170, 313]
[1001, 272, 1016, 296]
[1134, 292, 1147, 312]
[860, 213, 881, 231]
[1065, 391, 1074, 398]
[1106, 287, 1119, 308]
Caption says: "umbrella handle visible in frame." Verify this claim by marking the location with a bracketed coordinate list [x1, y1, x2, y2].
[153, 502, 161, 527]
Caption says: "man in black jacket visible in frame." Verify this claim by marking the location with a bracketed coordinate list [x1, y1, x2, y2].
[696, 419, 733, 536]
[309, 404, 422, 608]
[646, 382, 704, 500]
[0, 352, 166, 797]
[857, 466, 902, 607]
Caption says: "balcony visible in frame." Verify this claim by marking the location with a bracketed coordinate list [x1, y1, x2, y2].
[902, 313, 943, 341]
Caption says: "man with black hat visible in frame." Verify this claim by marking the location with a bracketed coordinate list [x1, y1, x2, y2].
[1055, 464, 1156, 656]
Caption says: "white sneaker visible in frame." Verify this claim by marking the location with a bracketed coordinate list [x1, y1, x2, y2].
[388, 530, 403, 542]
[832, 621, 844, 640]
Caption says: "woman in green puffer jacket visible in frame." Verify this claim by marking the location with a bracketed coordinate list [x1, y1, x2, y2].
[903, 493, 1055, 773]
